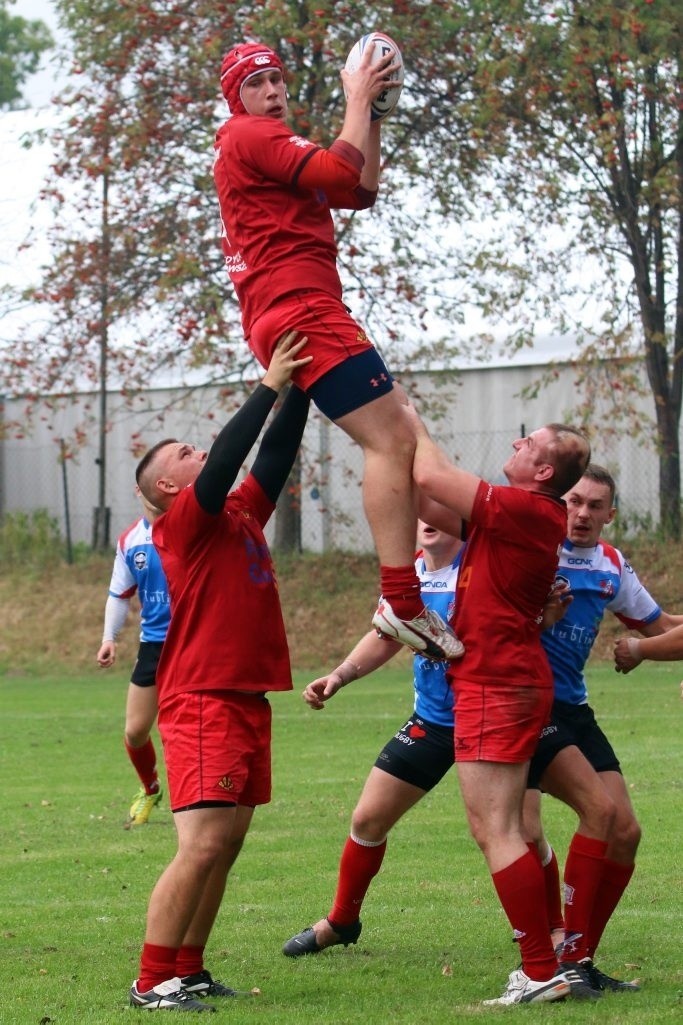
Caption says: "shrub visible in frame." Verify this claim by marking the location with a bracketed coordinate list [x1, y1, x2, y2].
[0, 509, 66, 568]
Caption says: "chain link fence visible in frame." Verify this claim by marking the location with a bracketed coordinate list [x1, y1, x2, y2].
[0, 360, 669, 557]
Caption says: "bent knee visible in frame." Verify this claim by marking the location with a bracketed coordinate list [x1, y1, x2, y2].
[578, 794, 617, 838]
[465, 819, 490, 854]
[612, 812, 641, 855]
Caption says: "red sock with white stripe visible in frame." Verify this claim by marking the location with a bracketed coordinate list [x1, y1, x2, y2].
[540, 845, 564, 936]
[328, 834, 387, 926]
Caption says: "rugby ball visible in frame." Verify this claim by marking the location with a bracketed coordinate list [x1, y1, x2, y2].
[344, 32, 404, 121]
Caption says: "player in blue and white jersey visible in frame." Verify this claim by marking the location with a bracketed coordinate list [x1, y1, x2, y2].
[282, 517, 571, 959]
[524, 464, 683, 993]
[282, 520, 463, 956]
[96, 490, 171, 827]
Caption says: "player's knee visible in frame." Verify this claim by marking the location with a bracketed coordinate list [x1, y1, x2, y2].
[125, 725, 151, 748]
[225, 836, 245, 870]
[464, 815, 490, 854]
[364, 418, 416, 462]
[578, 791, 617, 838]
[612, 810, 641, 855]
[181, 829, 232, 870]
[350, 805, 387, 843]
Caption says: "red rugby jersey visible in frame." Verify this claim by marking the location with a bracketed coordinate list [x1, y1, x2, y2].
[153, 473, 292, 703]
[213, 115, 363, 335]
[450, 480, 567, 688]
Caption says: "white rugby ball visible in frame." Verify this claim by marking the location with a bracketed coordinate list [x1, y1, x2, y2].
[344, 32, 404, 121]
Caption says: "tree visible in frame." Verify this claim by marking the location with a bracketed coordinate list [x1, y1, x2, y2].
[3, 2, 246, 546]
[457, 1, 683, 537]
[0, 0, 53, 108]
[4, 1, 682, 543]
[2, 0, 475, 549]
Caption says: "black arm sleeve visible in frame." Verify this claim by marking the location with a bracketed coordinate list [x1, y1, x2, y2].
[194, 384, 279, 515]
[250, 385, 311, 504]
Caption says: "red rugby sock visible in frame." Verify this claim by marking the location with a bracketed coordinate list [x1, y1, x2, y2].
[137, 942, 178, 993]
[125, 737, 159, 794]
[176, 944, 205, 977]
[586, 858, 634, 957]
[379, 565, 423, 621]
[541, 846, 564, 935]
[492, 850, 557, 982]
[328, 835, 387, 926]
[562, 833, 609, 961]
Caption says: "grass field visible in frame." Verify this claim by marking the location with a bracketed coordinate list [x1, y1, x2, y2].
[1, 661, 682, 1023]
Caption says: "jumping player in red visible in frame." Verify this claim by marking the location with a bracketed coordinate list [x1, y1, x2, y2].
[213, 40, 462, 663]
[129, 331, 311, 1012]
[411, 411, 593, 1005]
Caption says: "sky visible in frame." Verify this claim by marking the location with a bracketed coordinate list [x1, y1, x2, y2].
[19, 0, 66, 107]
[1, 3, 66, 313]
[0, 0, 61, 311]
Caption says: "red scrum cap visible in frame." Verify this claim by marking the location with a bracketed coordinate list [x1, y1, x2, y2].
[220, 43, 284, 115]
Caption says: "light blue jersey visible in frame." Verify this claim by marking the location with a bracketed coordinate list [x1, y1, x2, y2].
[541, 538, 661, 705]
[108, 517, 171, 643]
[413, 549, 462, 726]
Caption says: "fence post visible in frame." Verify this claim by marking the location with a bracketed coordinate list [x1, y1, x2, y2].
[60, 439, 74, 565]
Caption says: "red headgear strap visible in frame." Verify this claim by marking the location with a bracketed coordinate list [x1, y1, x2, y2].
[220, 43, 284, 115]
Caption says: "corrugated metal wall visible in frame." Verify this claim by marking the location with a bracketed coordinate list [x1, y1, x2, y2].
[0, 358, 661, 551]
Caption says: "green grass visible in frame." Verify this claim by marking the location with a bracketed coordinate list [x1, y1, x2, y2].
[1, 662, 682, 1023]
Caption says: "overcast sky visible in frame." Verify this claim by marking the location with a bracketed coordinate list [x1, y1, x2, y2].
[0, 2, 65, 304]
[21, 0, 66, 107]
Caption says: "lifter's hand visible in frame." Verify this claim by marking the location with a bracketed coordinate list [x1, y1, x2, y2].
[403, 402, 432, 441]
[263, 330, 312, 392]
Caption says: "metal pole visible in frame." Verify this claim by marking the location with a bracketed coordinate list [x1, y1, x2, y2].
[60, 439, 73, 565]
[319, 418, 331, 553]
[95, 164, 110, 550]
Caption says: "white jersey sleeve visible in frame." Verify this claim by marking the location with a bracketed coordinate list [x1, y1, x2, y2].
[108, 538, 138, 600]
[606, 549, 661, 627]
[102, 595, 131, 642]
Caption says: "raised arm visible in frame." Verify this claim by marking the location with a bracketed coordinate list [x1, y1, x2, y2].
[408, 405, 482, 522]
[337, 43, 396, 168]
[298, 49, 386, 207]
[250, 385, 310, 504]
[194, 331, 310, 515]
